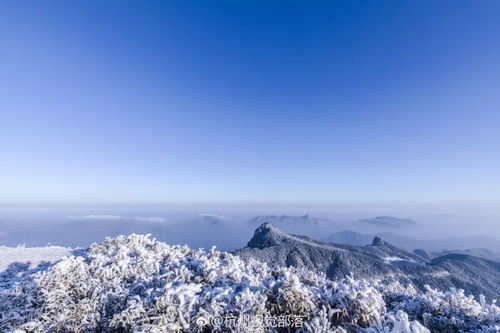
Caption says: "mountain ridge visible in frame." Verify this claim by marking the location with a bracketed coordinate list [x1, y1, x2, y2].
[234, 223, 500, 300]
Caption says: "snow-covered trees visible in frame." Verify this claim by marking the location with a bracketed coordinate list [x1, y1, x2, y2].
[0, 234, 498, 332]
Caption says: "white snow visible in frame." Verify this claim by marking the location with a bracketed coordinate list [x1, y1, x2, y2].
[430, 270, 451, 278]
[0, 245, 71, 272]
[0, 234, 498, 333]
[384, 256, 407, 263]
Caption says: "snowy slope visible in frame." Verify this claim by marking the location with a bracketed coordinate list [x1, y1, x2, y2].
[1, 234, 499, 332]
[0, 245, 71, 272]
[0, 245, 71, 291]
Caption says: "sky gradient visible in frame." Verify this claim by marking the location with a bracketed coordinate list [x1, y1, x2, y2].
[1, 1, 500, 204]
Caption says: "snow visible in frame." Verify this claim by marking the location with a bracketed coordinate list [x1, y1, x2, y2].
[259, 223, 348, 251]
[0, 234, 498, 332]
[0, 245, 71, 271]
[0, 245, 71, 291]
[384, 256, 407, 263]
[383, 256, 424, 267]
[429, 271, 450, 278]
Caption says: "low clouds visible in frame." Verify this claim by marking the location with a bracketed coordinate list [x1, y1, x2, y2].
[67, 215, 167, 223]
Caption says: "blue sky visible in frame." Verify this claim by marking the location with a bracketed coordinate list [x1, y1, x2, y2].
[1, 1, 499, 204]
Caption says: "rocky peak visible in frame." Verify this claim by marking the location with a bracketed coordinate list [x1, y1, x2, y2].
[371, 236, 388, 246]
[246, 223, 288, 249]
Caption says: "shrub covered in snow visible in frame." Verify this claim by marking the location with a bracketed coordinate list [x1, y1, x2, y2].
[0, 234, 498, 332]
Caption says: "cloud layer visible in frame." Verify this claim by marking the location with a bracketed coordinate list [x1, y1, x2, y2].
[67, 215, 167, 223]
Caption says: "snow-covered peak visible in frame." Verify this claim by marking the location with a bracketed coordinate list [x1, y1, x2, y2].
[246, 222, 287, 249]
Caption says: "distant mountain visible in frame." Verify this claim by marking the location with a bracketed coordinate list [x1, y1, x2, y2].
[359, 216, 418, 228]
[325, 229, 500, 253]
[413, 248, 434, 260]
[189, 214, 231, 227]
[325, 230, 374, 246]
[425, 235, 500, 252]
[235, 223, 500, 300]
[247, 214, 331, 238]
[324, 230, 421, 250]
[432, 248, 500, 263]
[414, 248, 500, 262]
[248, 214, 329, 227]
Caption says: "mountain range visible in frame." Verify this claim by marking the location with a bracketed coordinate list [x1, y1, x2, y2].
[2, 213, 499, 255]
[234, 223, 500, 300]
[325, 229, 500, 254]
[359, 216, 418, 228]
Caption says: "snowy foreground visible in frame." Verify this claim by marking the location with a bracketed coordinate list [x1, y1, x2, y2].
[0, 235, 499, 332]
[0, 245, 71, 290]
[0, 245, 71, 271]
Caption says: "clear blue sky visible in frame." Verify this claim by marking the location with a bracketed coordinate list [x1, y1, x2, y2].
[1, 1, 499, 204]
